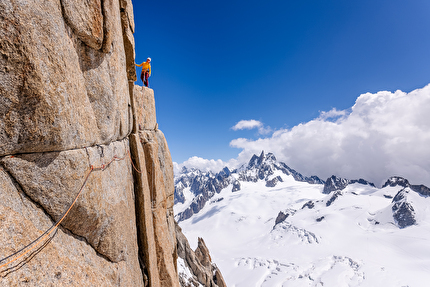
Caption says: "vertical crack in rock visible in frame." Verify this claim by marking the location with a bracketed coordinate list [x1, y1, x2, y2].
[101, 0, 114, 53]
[60, 0, 104, 50]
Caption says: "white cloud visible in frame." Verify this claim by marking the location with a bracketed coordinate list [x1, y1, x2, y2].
[317, 108, 348, 121]
[230, 85, 430, 187]
[232, 119, 263, 130]
[173, 156, 231, 175]
[231, 119, 271, 135]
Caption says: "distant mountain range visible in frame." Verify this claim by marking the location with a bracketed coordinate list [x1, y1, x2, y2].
[175, 151, 378, 222]
[175, 151, 430, 286]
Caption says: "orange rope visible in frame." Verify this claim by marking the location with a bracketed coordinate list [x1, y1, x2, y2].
[128, 150, 143, 174]
[0, 148, 137, 270]
[0, 167, 93, 270]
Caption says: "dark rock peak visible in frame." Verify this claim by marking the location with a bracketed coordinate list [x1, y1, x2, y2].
[275, 212, 288, 225]
[175, 151, 323, 222]
[248, 154, 260, 168]
[392, 188, 408, 203]
[219, 167, 231, 177]
[232, 180, 241, 192]
[323, 176, 349, 194]
[308, 175, 325, 185]
[382, 176, 430, 197]
[246, 151, 277, 169]
[247, 151, 275, 167]
[180, 166, 190, 174]
[302, 200, 315, 209]
[410, 184, 430, 197]
[382, 176, 410, 188]
[391, 188, 416, 228]
[350, 178, 376, 187]
[237, 151, 322, 184]
[323, 175, 375, 194]
[274, 209, 296, 225]
[266, 176, 283, 187]
[326, 190, 342, 207]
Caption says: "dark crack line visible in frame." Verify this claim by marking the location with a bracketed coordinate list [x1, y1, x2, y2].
[1, 138, 130, 158]
[0, 160, 120, 266]
[0, 161, 57, 225]
[60, 226, 121, 264]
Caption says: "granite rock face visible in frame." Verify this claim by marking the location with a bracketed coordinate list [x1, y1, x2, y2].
[61, 0, 104, 50]
[0, 140, 137, 263]
[0, 0, 187, 285]
[133, 86, 158, 132]
[0, 167, 142, 286]
[0, 0, 131, 157]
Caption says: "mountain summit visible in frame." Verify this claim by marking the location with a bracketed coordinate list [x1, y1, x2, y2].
[174, 151, 326, 222]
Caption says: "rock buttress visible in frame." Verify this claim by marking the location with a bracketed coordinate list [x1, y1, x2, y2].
[0, 0, 219, 286]
[0, 0, 142, 285]
[129, 86, 180, 287]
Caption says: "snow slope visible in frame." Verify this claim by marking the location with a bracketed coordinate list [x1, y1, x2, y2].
[176, 173, 430, 286]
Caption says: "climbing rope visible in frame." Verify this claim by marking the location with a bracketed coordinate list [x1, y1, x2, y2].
[0, 148, 143, 271]
[128, 150, 143, 174]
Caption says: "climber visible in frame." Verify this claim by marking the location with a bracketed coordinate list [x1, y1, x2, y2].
[135, 57, 151, 87]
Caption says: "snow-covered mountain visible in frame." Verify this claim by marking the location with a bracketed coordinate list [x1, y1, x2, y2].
[174, 151, 324, 222]
[175, 152, 430, 286]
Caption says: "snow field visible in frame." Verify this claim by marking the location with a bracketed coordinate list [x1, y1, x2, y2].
[178, 173, 430, 286]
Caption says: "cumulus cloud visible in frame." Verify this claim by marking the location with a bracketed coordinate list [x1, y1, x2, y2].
[230, 85, 430, 187]
[231, 119, 271, 135]
[173, 156, 232, 175]
[232, 119, 262, 130]
[317, 108, 348, 121]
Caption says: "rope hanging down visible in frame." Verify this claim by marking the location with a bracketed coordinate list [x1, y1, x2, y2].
[0, 149, 143, 270]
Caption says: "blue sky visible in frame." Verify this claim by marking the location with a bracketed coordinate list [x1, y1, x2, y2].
[133, 1, 430, 185]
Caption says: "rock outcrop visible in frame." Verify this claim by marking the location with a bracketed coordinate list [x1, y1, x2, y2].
[382, 176, 430, 197]
[322, 175, 375, 194]
[176, 223, 226, 287]
[0, 1, 187, 286]
[391, 188, 416, 228]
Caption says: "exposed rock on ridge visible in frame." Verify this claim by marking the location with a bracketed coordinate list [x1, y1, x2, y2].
[175, 151, 324, 222]
[323, 175, 375, 194]
[176, 223, 226, 287]
[391, 188, 417, 228]
[382, 176, 430, 197]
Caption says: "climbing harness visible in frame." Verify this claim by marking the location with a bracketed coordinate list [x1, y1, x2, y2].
[0, 148, 143, 271]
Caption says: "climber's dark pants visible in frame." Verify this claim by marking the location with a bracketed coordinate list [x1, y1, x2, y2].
[141, 70, 149, 87]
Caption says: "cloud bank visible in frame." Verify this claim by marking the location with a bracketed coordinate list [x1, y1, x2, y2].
[173, 156, 237, 175]
[176, 85, 430, 187]
[230, 85, 430, 186]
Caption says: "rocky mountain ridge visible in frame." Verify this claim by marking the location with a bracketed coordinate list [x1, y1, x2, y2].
[275, 176, 429, 230]
[174, 151, 384, 222]
[176, 161, 430, 285]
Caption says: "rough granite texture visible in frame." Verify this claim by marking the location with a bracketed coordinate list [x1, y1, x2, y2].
[0, 1, 224, 286]
[0, 0, 131, 157]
